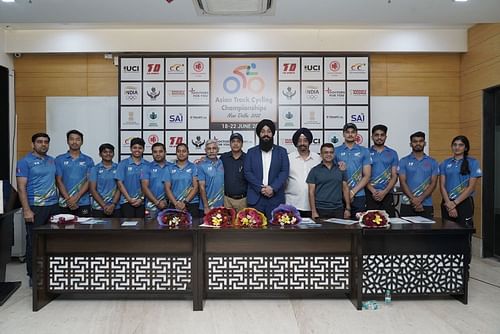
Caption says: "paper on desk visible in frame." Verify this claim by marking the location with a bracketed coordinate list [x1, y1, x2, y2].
[121, 221, 139, 227]
[77, 217, 92, 222]
[401, 216, 436, 224]
[390, 218, 412, 224]
[79, 219, 108, 225]
[323, 218, 358, 225]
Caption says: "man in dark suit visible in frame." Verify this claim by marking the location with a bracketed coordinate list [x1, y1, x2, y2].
[244, 119, 290, 220]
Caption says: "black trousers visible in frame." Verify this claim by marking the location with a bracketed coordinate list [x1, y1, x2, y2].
[316, 208, 344, 219]
[400, 204, 434, 220]
[441, 197, 474, 227]
[25, 204, 60, 278]
[92, 209, 121, 218]
[120, 203, 145, 218]
[366, 190, 396, 217]
[59, 205, 91, 217]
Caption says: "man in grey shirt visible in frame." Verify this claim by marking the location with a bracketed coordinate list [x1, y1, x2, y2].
[306, 143, 351, 219]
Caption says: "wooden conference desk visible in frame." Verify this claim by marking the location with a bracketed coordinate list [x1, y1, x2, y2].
[33, 219, 473, 311]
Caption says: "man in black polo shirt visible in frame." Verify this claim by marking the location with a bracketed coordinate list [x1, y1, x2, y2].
[306, 143, 351, 219]
[220, 133, 247, 211]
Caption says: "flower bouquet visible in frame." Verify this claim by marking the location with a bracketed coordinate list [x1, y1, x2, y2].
[157, 209, 192, 227]
[49, 214, 77, 224]
[235, 208, 268, 228]
[202, 207, 236, 227]
[357, 210, 390, 228]
[270, 204, 302, 226]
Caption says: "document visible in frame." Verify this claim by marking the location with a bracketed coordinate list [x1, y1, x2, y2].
[401, 216, 436, 224]
[323, 218, 358, 225]
[121, 221, 139, 227]
[390, 218, 412, 224]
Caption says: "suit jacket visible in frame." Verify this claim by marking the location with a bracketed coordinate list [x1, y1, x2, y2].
[244, 145, 290, 205]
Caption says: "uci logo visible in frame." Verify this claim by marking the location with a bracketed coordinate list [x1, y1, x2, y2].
[223, 63, 264, 94]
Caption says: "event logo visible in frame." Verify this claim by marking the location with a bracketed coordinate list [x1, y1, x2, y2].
[223, 63, 265, 94]
[128, 111, 135, 122]
[123, 65, 140, 73]
[124, 136, 136, 145]
[330, 135, 340, 144]
[193, 61, 204, 73]
[350, 113, 366, 123]
[146, 87, 161, 100]
[329, 61, 341, 72]
[168, 89, 186, 98]
[188, 88, 209, 99]
[148, 111, 158, 120]
[303, 64, 321, 72]
[146, 63, 161, 75]
[285, 111, 294, 120]
[169, 137, 183, 146]
[350, 89, 367, 96]
[169, 113, 184, 123]
[282, 86, 297, 100]
[305, 86, 320, 100]
[124, 86, 139, 101]
[148, 134, 159, 145]
[349, 63, 367, 73]
[355, 134, 363, 145]
[168, 63, 185, 73]
[325, 87, 345, 98]
[282, 63, 297, 74]
[192, 136, 206, 148]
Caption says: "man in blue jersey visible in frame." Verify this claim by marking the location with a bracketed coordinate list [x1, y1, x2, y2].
[141, 142, 169, 218]
[366, 124, 399, 217]
[335, 123, 372, 219]
[115, 137, 149, 218]
[198, 139, 224, 215]
[164, 143, 200, 220]
[16, 133, 59, 282]
[398, 131, 439, 219]
[89, 143, 121, 218]
[55, 129, 94, 217]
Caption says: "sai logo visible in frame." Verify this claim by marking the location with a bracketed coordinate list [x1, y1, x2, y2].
[350, 113, 366, 123]
[169, 113, 184, 123]
[223, 63, 265, 94]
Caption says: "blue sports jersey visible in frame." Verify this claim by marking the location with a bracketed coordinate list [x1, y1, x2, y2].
[164, 161, 199, 204]
[335, 143, 372, 197]
[89, 162, 120, 210]
[439, 157, 482, 200]
[55, 152, 94, 207]
[369, 146, 399, 191]
[398, 153, 439, 206]
[197, 158, 225, 210]
[16, 152, 58, 206]
[115, 157, 150, 205]
[140, 161, 170, 211]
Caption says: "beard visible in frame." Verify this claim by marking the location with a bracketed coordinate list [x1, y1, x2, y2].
[259, 136, 273, 152]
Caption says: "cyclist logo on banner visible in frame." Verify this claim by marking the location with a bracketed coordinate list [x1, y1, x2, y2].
[211, 58, 277, 130]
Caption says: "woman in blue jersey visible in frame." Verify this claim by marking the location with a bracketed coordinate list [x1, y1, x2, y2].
[164, 143, 200, 221]
[439, 135, 482, 227]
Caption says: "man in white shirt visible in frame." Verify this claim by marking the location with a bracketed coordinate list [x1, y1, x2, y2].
[285, 128, 321, 217]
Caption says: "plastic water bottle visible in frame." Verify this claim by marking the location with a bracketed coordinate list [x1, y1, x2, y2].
[384, 289, 392, 304]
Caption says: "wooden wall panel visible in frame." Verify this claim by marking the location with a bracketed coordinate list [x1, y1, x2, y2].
[14, 53, 116, 160]
[459, 23, 500, 238]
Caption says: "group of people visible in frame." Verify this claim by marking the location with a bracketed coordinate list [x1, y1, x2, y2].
[16, 120, 482, 282]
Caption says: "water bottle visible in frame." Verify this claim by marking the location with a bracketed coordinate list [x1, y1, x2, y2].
[384, 289, 392, 304]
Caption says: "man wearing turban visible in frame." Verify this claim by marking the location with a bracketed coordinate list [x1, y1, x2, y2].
[244, 119, 290, 220]
[285, 128, 321, 217]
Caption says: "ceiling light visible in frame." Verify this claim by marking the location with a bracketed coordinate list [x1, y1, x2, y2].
[452, 0, 469, 2]
[194, 0, 274, 15]
[1, 0, 16, 3]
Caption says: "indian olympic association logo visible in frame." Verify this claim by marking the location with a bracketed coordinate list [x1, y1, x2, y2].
[147, 87, 161, 100]
[305, 85, 320, 100]
[192, 136, 205, 148]
[124, 86, 139, 101]
[282, 86, 296, 100]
